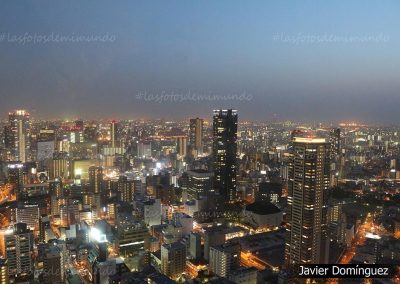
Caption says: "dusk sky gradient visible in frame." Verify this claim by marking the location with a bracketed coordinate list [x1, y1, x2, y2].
[0, 1, 399, 123]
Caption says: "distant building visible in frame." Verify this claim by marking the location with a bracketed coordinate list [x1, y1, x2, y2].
[161, 242, 186, 279]
[5, 223, 34, 278]
[43, 243, 65, 284]
[143, 199, 162, 226]
[329, 128, 340, 160]
[256, 182, 282, 204]
[116, 221, 149, 257]
[189, 118, 204, 157]
[37, 129, 55, 162]
[117, 176, 135, 203]
[176, 136, 188, 159]
[11, 204, 40, 231]
[186, 169, 214, 200]
[209, 242, 240, 278]
[49, 152, 69, 179]
[189, 232, 201, 260]
[244, 201, 282, 229]
[228, 267, 258, 284]
[8, 110, 30, 162]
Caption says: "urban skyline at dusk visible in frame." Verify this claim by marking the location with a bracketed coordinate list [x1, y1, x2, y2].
[0, 1, 399, 284]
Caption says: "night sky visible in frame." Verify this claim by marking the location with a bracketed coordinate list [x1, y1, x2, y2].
[0, 1, 399, 123]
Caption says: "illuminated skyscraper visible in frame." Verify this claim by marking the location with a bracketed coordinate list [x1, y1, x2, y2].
[329, 128, 340, 160]
[176, 136, 188, 159]
[8, 110, 30, 162]
[213, 109, 237, 201]
[285, 136, 330, 268]
[189, 118, 204, 157]
[110, 120, 118, 148]
[89, 166, 104, 194]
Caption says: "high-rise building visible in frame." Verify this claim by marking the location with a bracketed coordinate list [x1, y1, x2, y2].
[329, 128, 340, 160]
[37, 129, 55, 162]
[143, 199, 162, 227]
[161, 242, 186, 279]
[8, 110, 30, 162]
[110, 120, 119, 148]
[213, 109, 238, 201]
[186, 169, 214, 200]
[39, 215, 51, 243]
[43, 244, 65, 284]
[7, 163, 24, 200]
[189, 232, 201, 260]
[189, 118, 204, 157]
[49, 152, 69, 179]
[137, 141, 152, 159]
[116, 220, 149, 257]
[209, 242, 240, 278]
[11, 204, 40, 231]
[89, 166, 104, 194]
[285, 136, 330, 268]
[117, 176, 135, 203]
[4, 223, 34, 278]
[176, 136, 188, 159]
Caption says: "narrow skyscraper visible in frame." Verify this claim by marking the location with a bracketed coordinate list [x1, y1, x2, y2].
[213, 109, 237, 202]
[8, 110, 30, 162]
[285, 136, 330, 268]
[189, 118, 204, 157]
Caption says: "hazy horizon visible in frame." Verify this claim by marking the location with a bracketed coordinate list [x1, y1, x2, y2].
[1, 1, 399, 123]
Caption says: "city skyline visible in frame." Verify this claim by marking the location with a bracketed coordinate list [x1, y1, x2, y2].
[0, 1, 399, 283]
[1, 1, 400, 123]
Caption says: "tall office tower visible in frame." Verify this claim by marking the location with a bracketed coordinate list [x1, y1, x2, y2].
[0, 259, 9, 284]
[176, 136, 188, 159]
[213, 109, 238, 201]
[189, 118, 204, 157]
[110, 120, 118, 148]
[5, 223, 34, 278]
[4, 125, 13, 160]
[189, 232, 201, 260]
[117, 176, 135, 203]
[8, 110, 30, 163]
[43, 245, 64, 284]
[89, 166, 104, 194]
[49, 152, 69, 179]
[36, 129, 55, 163]
[137, 141, 152, 158]
[329, 128, 340, 160]
[161, 242, 186, 279]
[7, 163, 24, 200]
[209, 242, 241, 278]
[285, 136, 330, 268]
[186, 169, 214, 200]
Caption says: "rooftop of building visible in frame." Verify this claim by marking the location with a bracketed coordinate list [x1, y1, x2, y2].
[245, 201, 281, 215]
